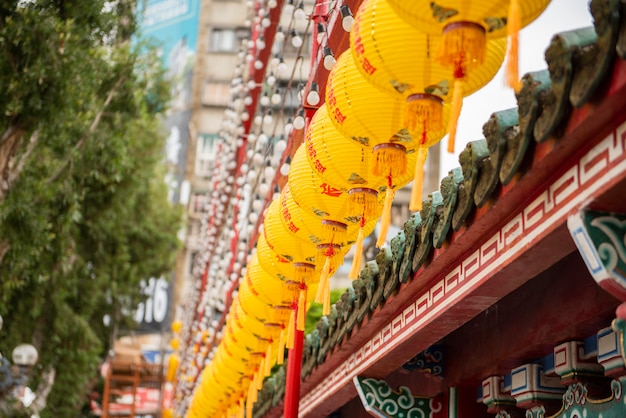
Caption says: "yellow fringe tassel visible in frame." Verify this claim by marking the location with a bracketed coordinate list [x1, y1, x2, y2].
[447, 79, 463, 154]
[372, 143, 407, 178]
[506, 0, 522, 91]
[284, 282, 298, 304]
[294, 262, 315, 285]
[405, 94, 444, 142]
[237, 400, 244, 418]
[166, 353, 179, 382]
[315, 256, 332, 303]
[323, 277, 331, 316]
[256, 362, 264, 390]
[264, 344, 272, 376]
[246, 386, 253, 415]
[437, 21, 486, 72]
[286, 310, 295, 349]
[409, 147, 428, 211]
[296, 287, 307, 331]
[320, 220, 347, 246]
[376, 187, 395, 247]
[348, 227, 365, 280]
[277, 329, 285, 365]
[348, 188, 379, 220]
[253, 377, 259, 401]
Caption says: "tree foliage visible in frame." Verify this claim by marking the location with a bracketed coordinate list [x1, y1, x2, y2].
[0, 1, 181, 416]
[304, 288, 346, 335]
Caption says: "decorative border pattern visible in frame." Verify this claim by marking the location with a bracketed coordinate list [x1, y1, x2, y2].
[300, 122, 626, 416]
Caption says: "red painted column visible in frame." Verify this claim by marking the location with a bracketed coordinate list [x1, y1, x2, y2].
[283, 328, 305, 418]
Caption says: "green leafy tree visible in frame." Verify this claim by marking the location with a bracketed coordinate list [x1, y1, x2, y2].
[304, 288, 346, 335]
[0, 1, 181, 416]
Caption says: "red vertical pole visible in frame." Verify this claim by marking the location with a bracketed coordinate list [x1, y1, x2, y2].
[283, 328, 305, 418]
[284, 2, 326, 413]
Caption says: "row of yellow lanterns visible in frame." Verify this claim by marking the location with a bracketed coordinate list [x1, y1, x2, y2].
[183, 0, 550, 416]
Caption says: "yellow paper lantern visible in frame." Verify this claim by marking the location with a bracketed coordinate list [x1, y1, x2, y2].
[347, 0, 505, 206]
[292, 137, 402, 249]
[255, 231, 296, 281]
[220, 332, 253, 368]
[288, 147, 351, 227]
[256, 199, 322, 337]
[279, 182, 378, 313]
[351, 0, 506, 157]
[384, 0, 550, 109]
[306, 105, 418, 194]
[386, 0, 548, 35]
[237, 278, 290, 349]
[245, 252, 297, 306]
[257, 198, 318, 281]
[256, 231, 320, 321]
[190, 386, 218, 416]
[288, 144, 377, 244]
[230, 296, 269, 337]
[304, 103, 431, 238]
[328, 50, 444, 151]
[169, 337, 180, 351]
[325, 53, 406, 145]
[224, 309, 263, 352]
[217, 334, 260, 394]
[238, 273, 279, 319]
[211, 352, 248, 388]
[166, 353, 179, 382]
[352, 0, 507, 99]
[279, 182, 374, 258]
[171, 319, 183, 334]
[305, 105, 406, 274]
[326, 50, 452, 212]
[325, 50, 415, 183]
[227, 295, 280, 378]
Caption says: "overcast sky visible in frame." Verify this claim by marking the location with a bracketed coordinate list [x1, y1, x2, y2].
[438, 0, 594, 180]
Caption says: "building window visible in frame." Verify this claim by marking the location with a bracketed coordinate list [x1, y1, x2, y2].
[196, 133, 218, 177]
[209, 27, 248, 53]
[189, 193, 209, 218]
[202, 81, 231, 107]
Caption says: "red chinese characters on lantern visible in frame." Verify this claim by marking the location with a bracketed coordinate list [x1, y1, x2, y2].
[361, 57, 377, 75]
[247, 276, 259, 295]
[320, 183, 342, 197]
[326, 85, 337, 108]
[280, 196, 290, 219]
[326, 84, 347, 124]
[353, 35, 365, 57]
[351, 22, 377, 75]
[282, 206, 291, 222]
[224, 345, 233, 358]
[313, 159, 326, 174]
[306, 139, 317, 159]
[280, 197, 300, 233]
[332, 108, 346, 125]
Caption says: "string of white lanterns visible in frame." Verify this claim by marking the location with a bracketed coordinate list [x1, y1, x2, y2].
[173, 0, 324, 412]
